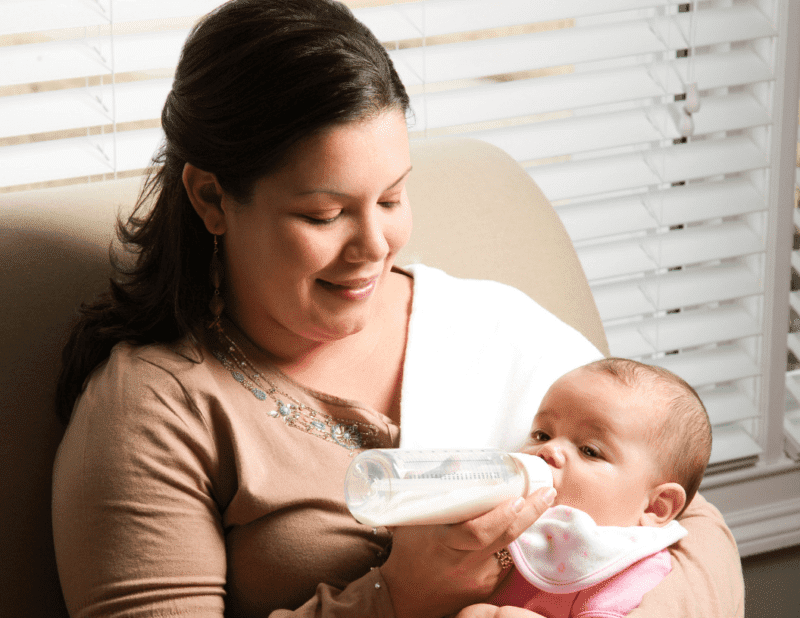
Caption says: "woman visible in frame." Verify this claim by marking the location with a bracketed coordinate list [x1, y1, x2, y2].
[52, 1, 743, 617]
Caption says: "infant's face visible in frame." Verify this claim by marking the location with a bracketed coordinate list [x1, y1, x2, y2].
[521, 367, 661, 527]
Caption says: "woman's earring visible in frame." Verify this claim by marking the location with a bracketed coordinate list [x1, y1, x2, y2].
[209, 235, 225, 326]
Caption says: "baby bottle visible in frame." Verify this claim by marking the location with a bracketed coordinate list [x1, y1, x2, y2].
[344, 448, 552, 527]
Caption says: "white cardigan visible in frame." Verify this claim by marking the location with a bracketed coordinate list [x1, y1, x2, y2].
[399, 264, 603, 451]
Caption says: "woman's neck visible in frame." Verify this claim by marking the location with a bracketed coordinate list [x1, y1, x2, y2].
[223, 269, 412, 418]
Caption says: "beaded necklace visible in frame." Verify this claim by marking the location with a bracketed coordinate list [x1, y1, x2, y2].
[211, 323, 383, 453]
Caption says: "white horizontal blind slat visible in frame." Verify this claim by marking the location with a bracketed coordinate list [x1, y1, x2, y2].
[651, 344, 759, 388]
[0, 79, 171, 139]
[355, 0, 775, 44]
[643, 137, 769, 185]
[672, 48, 773, 90]
[1, 30, 187, 88]
[413, 49, 772, 132]
[389, 3, 773, 87]
[707, 424, 762, 468]
[2, 39, 113, 87]
[559, 178, 763, 242]
[476, 110, 663, 162]
[112, 31, 187, 73]
[0, 127, 161, 186]
[592, 262, 763, 322]
[532, 135, 768, 201]
[410, 67, 666, 131]
[1, 1, 105, 35]
[393, 22, 659, 86]
[0, 0, 224, 36]
[662, 4, 776, 47]
[577, 220, 763, 281]
[469, 94, 769, 162]
[605, 304, 760, 358]
[111, 0, 224, 23]
[355, 0, 676, 41]
[702, 386, 759, 426]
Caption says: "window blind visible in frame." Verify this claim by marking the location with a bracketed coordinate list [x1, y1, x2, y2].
[2, 0, 799, 476]
[0, 0, 223, 189]
[372, 0, 795, 474]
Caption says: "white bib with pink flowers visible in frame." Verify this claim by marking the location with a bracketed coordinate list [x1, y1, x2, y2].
[508, 505, 687, 594]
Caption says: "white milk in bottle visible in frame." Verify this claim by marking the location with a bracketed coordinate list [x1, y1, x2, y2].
[345, 448, 552, 527]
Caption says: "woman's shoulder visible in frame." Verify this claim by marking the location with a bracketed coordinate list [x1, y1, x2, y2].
[105, 336, 212, 381]
[74, 337, 220, 430]
[58, 337, 224, 495]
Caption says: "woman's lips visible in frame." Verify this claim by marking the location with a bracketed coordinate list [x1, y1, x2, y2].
[317, 276, 378, 300]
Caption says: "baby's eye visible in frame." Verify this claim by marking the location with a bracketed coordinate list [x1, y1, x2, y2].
[530, 430, 550, 442]
[581, 445, 601, 459]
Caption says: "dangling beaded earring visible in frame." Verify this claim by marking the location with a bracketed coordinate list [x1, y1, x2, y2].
[209, 234, 225, 328]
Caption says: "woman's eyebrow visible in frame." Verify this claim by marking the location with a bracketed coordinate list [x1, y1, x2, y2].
[385, 166, 413, 190]
[298, 165, 413, 197]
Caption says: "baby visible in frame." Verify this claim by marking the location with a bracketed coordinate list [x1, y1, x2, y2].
[460, 357, 712, 618]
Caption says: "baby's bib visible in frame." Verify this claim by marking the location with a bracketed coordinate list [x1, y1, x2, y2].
[508, 505, 687, 593]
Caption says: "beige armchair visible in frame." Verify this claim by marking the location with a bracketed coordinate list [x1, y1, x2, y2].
[0, 137, 606, 618]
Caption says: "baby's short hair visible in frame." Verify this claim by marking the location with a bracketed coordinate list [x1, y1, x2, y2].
[583, 357, 711, 515]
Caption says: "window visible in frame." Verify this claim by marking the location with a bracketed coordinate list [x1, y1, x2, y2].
[0, 0, 222, 189]
[2, 0, 799, 556]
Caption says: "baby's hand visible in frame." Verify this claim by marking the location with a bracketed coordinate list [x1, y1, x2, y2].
[452, 603, 545, 618]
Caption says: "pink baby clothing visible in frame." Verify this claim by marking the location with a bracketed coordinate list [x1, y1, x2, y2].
[492, 506, 688, 617]
[491, 549, 672, 618]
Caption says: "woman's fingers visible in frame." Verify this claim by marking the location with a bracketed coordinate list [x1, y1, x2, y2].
[444, 486, 556, 553]
[379, 486, 556, 618]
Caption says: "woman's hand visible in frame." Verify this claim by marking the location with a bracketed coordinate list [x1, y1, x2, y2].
[379, 486, 555, 618]
[451, 603, 547, 618]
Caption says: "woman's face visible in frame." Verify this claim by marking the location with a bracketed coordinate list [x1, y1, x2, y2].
[220, 109, 412, 349]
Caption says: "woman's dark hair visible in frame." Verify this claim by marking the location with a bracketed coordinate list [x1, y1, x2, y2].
[56, 0, 410, 423]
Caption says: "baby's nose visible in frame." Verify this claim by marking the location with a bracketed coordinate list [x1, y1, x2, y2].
[537, 442, 565, 468]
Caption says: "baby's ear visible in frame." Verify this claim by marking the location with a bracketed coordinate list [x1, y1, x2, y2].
[640, 482, 686, 527]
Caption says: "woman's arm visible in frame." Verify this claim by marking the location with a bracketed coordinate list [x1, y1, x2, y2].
[52, 351, 228, 617]
[625, 493, 744, 618]
[53, 345, 554, 618]
[53, 350, 386, 618]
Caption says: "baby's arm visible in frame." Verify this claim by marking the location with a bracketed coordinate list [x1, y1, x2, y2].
[453, 603, 547, 618]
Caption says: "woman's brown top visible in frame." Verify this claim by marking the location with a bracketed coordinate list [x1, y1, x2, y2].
[52, 266, 743, 618]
